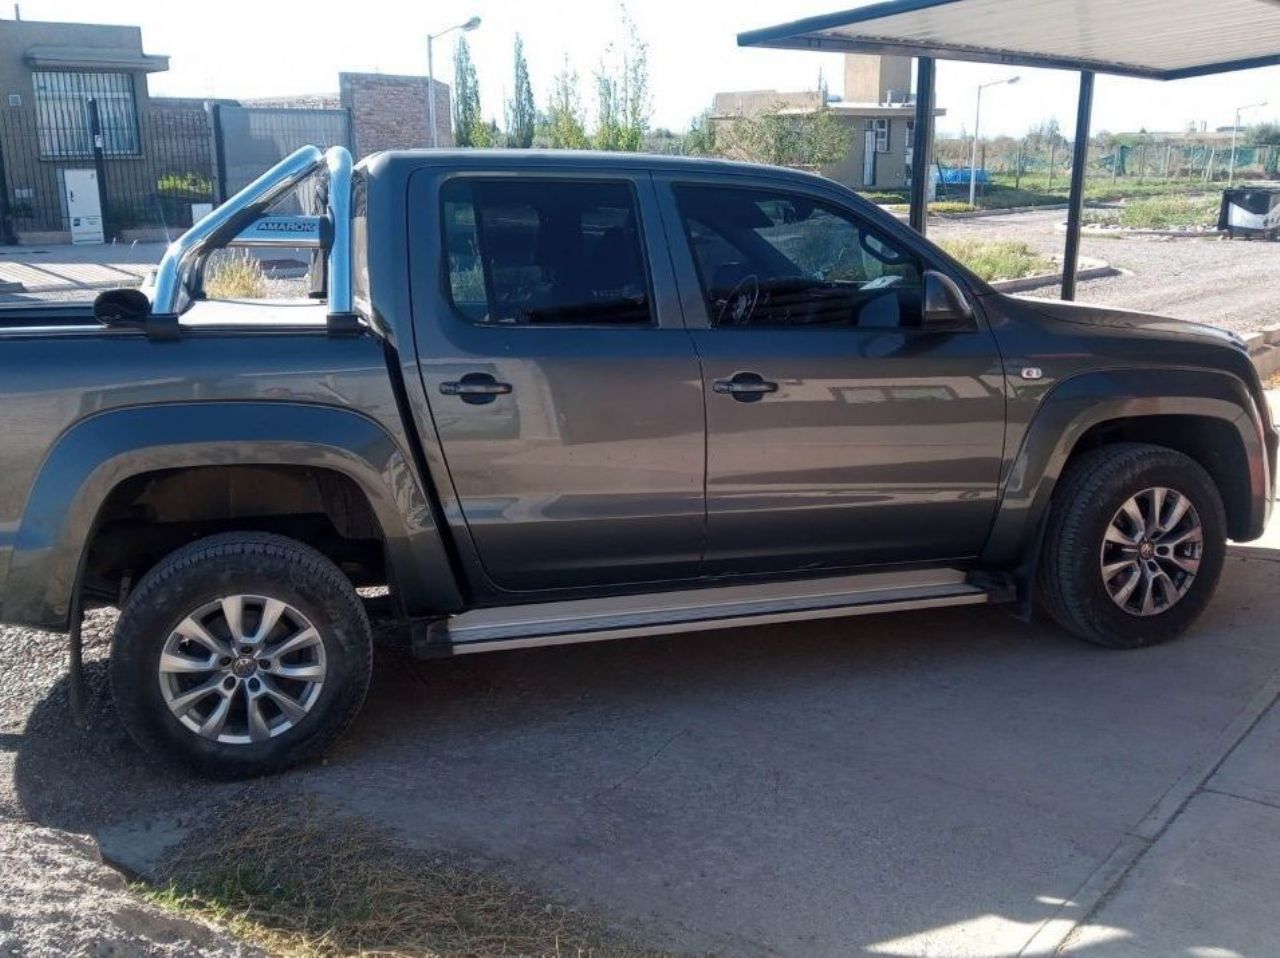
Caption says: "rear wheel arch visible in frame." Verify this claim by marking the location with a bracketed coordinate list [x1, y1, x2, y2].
[84, 463, 390, 605]
[6, 402, 463, 631]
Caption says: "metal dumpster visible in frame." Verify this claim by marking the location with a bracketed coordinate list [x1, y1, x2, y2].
[1219, 187, 1280, 240]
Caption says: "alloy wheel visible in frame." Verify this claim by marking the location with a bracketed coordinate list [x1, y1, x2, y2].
[157, 594, 327, 745]
[1099, 486, 1203, 617]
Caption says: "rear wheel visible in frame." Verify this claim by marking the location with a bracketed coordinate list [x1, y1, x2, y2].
[1039, 443, 1227, 648]
[110, 532, 372, 778]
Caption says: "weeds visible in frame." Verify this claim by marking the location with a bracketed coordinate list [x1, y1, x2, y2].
[205, 250, 269, 299]
[1084, 194, 1220, 230]
[937, 239, 1055, 282]
[139, 797, 674, 958]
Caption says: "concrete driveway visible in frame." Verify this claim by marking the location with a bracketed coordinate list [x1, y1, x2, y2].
[6, 550, 1280, 956]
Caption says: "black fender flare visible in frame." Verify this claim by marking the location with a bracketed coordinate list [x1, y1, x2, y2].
[4, 401, 463, 630]
[982, 366, 1269, 569]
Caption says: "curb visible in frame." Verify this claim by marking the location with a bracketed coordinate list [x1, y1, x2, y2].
[990, 258, 1118, 294]
[1019, 649, 1280, 955]
[1059, 222, 1227, 239]
[938, 202, 1072, 219]
[1248, 326, 1280, 379]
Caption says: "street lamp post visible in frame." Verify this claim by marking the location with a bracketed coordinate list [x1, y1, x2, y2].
[969, 75, 1020, 207]
[1228, 100, 1268, 187]
[427, 15, 482, 148]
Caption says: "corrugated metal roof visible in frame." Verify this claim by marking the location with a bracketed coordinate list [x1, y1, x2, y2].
[739, 0, 1280, 79]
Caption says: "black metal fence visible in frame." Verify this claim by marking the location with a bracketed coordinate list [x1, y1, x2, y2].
[0, 100, 216, 243]
[0, 99, 354, 244]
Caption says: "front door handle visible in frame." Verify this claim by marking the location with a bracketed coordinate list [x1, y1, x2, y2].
[712, 372, 778, 403]
[439, 372, 513, 405]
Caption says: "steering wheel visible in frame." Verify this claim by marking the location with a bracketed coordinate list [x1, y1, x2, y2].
[717, 274, 760, 326]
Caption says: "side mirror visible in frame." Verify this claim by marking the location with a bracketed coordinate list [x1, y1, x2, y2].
[922, 270, 976, 331]
[93, 287, 179, 341]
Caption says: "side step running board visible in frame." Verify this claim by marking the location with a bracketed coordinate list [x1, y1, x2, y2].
[414, 568, 1002, 658]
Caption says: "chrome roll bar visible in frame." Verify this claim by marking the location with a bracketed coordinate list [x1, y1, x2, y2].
[149, 144, 354, 320]
[325, 146, 353, 317]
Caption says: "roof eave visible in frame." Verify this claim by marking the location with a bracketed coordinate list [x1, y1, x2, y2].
[24, 47, 170, 73]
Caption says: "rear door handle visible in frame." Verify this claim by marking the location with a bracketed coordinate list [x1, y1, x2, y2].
[439, 372, 513, 405]
[712, 372, 778, 402]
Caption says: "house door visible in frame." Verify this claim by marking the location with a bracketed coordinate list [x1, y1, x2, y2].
[862, 130, 877, 187]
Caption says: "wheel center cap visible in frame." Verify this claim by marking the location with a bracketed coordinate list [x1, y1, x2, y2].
[231, 656, 257, 679]
[1138, 540, 1155, 560]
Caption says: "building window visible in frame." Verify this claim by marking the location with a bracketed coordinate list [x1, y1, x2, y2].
[33, 71, 139, 158]
[871, 118, 890, 153]
[865, 118, 890, 153]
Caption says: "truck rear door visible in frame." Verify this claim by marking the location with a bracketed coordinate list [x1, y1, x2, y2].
[407, 168, 705, 592]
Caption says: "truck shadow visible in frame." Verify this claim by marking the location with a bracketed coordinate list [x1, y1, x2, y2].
[7, 603, 1035, 834]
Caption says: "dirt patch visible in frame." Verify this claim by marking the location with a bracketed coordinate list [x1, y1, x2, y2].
[0, 820, 259, 957]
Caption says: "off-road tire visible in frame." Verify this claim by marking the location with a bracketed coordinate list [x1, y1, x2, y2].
[110, 532, 372, 778]
[1039, 443, 1226, 649]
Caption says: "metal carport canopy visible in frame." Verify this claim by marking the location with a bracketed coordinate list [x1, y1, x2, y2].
[738, 0, 1280, 300]
[737, 0, 1280, 81]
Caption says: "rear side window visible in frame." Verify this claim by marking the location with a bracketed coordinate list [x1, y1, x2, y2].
[442, 178, 652, 326]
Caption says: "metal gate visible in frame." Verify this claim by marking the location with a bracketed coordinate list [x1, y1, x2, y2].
[213, 106, 351, 204]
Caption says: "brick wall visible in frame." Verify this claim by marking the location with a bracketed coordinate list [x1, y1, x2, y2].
[339, 72, 451, 158]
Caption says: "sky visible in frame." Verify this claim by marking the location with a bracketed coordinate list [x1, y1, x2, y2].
[9, 0, 1280, 138]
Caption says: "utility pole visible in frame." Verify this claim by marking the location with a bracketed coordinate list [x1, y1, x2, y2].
[1229, 100, 1268, 187]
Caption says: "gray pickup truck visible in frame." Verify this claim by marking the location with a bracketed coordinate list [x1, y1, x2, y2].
[0, 146, 1273, 777]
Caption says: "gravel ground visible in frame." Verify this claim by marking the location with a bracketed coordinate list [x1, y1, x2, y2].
[928, 209, 1280, 334]
[0, 821, 260, 957]
[0, 611, 264, 957]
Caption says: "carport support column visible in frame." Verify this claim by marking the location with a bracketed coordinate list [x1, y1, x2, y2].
[1062, 70, 1094, 301]
[908, 56, 936, 236]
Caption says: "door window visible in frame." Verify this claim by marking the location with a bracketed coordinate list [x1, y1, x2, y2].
[442, 178, 652, 326]
[673, 185, 924, 329]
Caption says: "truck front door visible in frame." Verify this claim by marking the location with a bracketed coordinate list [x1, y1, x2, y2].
[408, 170, 705, 592]
[658, 176, 1006, 575]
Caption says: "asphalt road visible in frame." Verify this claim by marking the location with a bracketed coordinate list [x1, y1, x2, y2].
[4, 552, 1280, 956]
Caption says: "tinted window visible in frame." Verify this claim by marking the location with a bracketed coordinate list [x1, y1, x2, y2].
[443, 179, 651, 326]
[673, 185, 923, 330]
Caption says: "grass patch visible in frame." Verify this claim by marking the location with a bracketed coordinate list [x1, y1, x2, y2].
[857, 189, 908, 205]
[138, 797, 674, 958]
[935, 174, 1219, 211]
[205, 250, 268, 299]
[1084, 194, 1220, 230]
[937, 239, 1055, 283]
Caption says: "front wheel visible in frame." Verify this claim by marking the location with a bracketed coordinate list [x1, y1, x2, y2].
[110, 532, 373, 778]
[1039, 443, 1227, 649]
